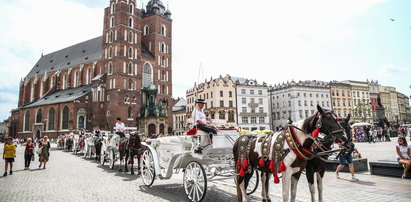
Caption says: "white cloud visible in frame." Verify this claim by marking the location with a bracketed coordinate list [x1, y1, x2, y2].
[378, 64, 407, 75]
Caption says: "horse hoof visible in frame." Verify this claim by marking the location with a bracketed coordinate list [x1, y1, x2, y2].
[119, 169, 122, 172]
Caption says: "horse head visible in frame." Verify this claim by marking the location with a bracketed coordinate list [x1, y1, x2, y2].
[128, 132, 142, 148]
[304, 105, 348, 147]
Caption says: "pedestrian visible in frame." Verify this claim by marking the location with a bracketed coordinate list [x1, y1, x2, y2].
[38, 136, 51, 169]
[115, 118, 126, 138]
[23, 138, 35, 170]
[3, 137, 16, 176]
[364, 125, 371, 144]
[396, 137, 411, 179]
[335, 142, 359, 181]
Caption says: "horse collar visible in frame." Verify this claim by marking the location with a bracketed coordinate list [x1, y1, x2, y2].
[285, 126, 314, 161]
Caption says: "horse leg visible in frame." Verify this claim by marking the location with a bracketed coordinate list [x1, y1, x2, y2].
[261, 172, 271, 202]
[130, 154, 134, 175]
[124, 153, 129, 173]
[282, 171, 292, 202]
[236, 176, 248, 202]
[317, 171, 325, 202]
[290, 172, 302, 202]
[265, 172, 271, 202]
[306, 169, 316, 202]
[137, 156, 141, 175]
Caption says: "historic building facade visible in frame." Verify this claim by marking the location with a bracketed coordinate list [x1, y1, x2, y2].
[186, 75, 237, 127]
[378, 85, 396, 123]
[172, 98, 187, 136]
[341, 80, 372, 122]
[329, 81, 352, 119]
[233, 77, 270, 131]
[14, 0, 173, 138]
[269, 80, 331, 131]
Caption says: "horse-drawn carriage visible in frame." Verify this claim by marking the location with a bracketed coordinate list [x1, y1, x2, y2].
[140, 127, 259, 202]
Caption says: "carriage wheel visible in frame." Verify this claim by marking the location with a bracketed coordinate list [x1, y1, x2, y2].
[141, 149, 155, 187]
[246, 170, 259, 195]
[109, 150, 115, 170]
[183, 161, 207, 202]
[100, 149, 105, 166]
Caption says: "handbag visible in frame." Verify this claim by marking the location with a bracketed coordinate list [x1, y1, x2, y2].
[36, 146, 43, 155]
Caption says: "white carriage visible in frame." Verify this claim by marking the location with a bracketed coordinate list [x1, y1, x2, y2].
[83, 133, 96, 159]
[99, 132, 121, 169]
[140, 128, 259, 202]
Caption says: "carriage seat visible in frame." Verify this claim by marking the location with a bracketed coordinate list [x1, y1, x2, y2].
[187, 127, 202, 136]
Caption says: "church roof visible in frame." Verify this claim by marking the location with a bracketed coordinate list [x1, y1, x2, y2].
[21, 85, 92, 109]
[26, 37, 103, 79]
[26, 36, 155, 79]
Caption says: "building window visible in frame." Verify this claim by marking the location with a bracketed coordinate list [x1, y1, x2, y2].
[250, 98, 255, 103]
[242, 98, 246, 104]
[298, 100, 301, 106]
[242, 117, 248, 123]
[250, 90, 254, 95]
[219, 111, 225, 119]
[258, 90, 262, 95]
[228, 112, 235, 122]
[128, 17, 133, 28]
[110, 3, 115, 14]
[259, 98, 263, 104]
[259, 117, 265, 123]
[220, 91, 223, 97]
[74, 70, 79, 87]
[128, 63, 133, 75]
[144, 25, 149, 35]
[128, 31, 133, 43]
[259, 107, 263, 113]
[242, 107, 247, 113]
[241, 89, 246, 94]
[161, 25, 166, 36]
[220, 100, 224, 107]
[110, 16, 115, 28]
[128, 107, 132, 118]
[251, 117, 257, 123]
[86, 67, 92, 84]
[289, 101, 291, 107]
[24, 111, 30, 131]
[251, 107, 255, 113]
[229, 100, 233, 107]
[78, 116, 85, 129]
[36, 109, 42, 123]
[142, 62, 153, 88]
[299, 110, 303, 118]
[108, 62, 113, 75]
[129, 3, 134, 14]
[229, 91, 232, 97]
[62, 106, 69, 130]
[160, 42, 166, 53]
[48, 107, 55, 130]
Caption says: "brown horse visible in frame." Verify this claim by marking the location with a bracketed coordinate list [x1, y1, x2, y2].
[118, 132, 143, 175]
[234, 105, 348, 202]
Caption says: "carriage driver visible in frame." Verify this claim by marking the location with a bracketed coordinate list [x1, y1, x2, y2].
[115, 118, 126, 138]
[193, 99, 217, 153]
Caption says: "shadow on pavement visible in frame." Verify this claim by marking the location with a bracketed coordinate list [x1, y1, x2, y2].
[339, 178, 376, 186]
[138, 183, 261, 202]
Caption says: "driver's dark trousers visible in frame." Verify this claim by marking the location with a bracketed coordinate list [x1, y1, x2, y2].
[196, 124, 217, 141]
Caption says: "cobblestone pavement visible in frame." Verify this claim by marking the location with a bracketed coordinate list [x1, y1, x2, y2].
[0, 138, 410, 202]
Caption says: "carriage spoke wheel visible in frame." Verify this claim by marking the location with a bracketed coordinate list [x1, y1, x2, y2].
[246, 170, 259, 195]
[109, 150, 115, 170]
[100, 149, 105, 166]
[141, 149, 155, 187]
[184, 161, 207, 202]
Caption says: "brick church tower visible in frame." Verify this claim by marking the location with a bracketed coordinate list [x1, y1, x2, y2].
[100, 0, 173, 135]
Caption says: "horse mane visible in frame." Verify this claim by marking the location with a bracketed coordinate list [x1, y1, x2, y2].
[302, 112, 319, 134]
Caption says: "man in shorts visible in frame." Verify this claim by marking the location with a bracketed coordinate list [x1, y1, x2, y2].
[335, 142, 359, 181]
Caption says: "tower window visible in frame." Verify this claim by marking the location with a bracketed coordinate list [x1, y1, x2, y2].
[108, 62, 113, 75]
[128, 31, 133, 43]
[128, 63, 133, 75]
[160, 42, 166, 53]
[109, 31, 114, 43]
[144, 25, 149, 35]
[110, 3, 115, 14]
[128, 17, 133, 28]
[128, 47, 133, 59]
[161, 25, 166, 36]
[129, 4, 134, 14]
[110, 16, 115, 28]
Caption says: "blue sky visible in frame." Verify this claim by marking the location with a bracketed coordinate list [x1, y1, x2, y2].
[0, 0, 410, 121]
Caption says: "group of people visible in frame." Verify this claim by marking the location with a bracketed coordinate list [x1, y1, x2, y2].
[3, 136, 50, 177]
[353, 125, 393, 143]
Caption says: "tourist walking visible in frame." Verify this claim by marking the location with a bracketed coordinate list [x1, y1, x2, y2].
[23, 138, 35, 170]
[3, 137, 16, 176]
[396, 137, 411, 179]
[38, 136, 51, 169]
[335, 142, 359, 181]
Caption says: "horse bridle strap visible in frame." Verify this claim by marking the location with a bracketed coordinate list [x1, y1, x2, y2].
[285, 126, 315, 161]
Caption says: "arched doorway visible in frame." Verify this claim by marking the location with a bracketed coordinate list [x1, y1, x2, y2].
[36, 130, 41, 139]
[148, 124, 156, 137]
[159, 124, 165, 135]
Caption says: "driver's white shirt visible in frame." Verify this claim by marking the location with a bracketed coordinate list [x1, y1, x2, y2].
[116, 122, 125, 132]
[194, 109, 207, 126]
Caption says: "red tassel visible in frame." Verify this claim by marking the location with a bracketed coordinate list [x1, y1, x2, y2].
[239, 168, 245, 177]
[237, 158, 241, 170]
[269, 160, 275, 171]
[259, 158, 265, 166]
[279, 161, 286, 172]
[335, 117, 340, 121]
[274, 173, 280, 184]
[243, 158, 249, 168]
[312, 128, 320, 138]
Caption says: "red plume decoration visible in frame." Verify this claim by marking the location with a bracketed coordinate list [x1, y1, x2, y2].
[237, 158, 241, 170]
[259, 158, 265, 166]
[279, 161, 286, 172]
[274, 173, 280, 184]
[269, 160, 275, 171]
[312, 128, 320, 138]
[239, 168, 245, 177]
[243, 158, 249, 168]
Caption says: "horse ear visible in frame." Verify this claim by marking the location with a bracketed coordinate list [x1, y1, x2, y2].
[346, 114, 351, 122]
[317, 105, 325, 115]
